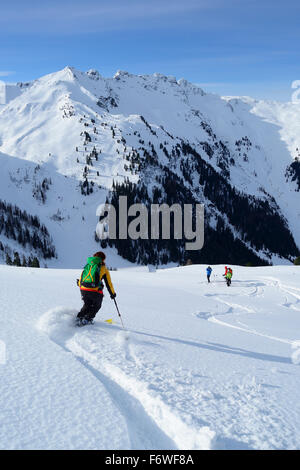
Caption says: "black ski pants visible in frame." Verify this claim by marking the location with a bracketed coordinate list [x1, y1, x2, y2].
[77, 291, 103, 321]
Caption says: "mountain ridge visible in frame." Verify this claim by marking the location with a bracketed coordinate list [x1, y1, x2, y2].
[0, 66, 299, 267]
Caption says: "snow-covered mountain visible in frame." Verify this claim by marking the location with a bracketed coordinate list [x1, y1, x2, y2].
[0, 66, 299, 267]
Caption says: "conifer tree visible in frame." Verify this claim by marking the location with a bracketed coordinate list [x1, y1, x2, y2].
[6, 253, 12, 265]
[13, 252, 21, 267]
[31, 257, 40, 268]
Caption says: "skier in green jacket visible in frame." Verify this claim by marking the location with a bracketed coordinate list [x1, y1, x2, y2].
[76, 251, 116, 326]
[225, 268, 233, 286]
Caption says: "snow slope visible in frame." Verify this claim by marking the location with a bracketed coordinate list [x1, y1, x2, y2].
[0, 264, 300, 450]
[0, 151, 134, 269]
[224, 96, 300, 245]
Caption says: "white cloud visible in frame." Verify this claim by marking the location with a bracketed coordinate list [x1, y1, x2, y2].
[0, 71, 15, 77]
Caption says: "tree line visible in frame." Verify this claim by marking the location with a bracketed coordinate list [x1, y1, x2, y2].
[0, 199, 56, 265]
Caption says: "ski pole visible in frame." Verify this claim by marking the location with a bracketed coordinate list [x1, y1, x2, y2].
[113, 298, 125, 330]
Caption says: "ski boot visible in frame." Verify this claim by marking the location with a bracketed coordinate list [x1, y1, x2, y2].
[76, 317, 94, 327]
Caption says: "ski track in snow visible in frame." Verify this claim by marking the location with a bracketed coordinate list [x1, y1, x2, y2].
[35, 267, 300, 450]
[191, 273, 300, 449]
[2, 264, 299, 450]
[197, 276, 300, 344]
[37, 309, 215, 450]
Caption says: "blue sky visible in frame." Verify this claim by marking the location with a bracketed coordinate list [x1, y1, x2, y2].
[1, 0, 300, 101]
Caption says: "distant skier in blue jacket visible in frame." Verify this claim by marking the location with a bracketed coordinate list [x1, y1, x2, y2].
[206, 266, 212, 283]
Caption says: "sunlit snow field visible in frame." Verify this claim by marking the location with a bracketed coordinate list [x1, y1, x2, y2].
[0, 264, 300, 450]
